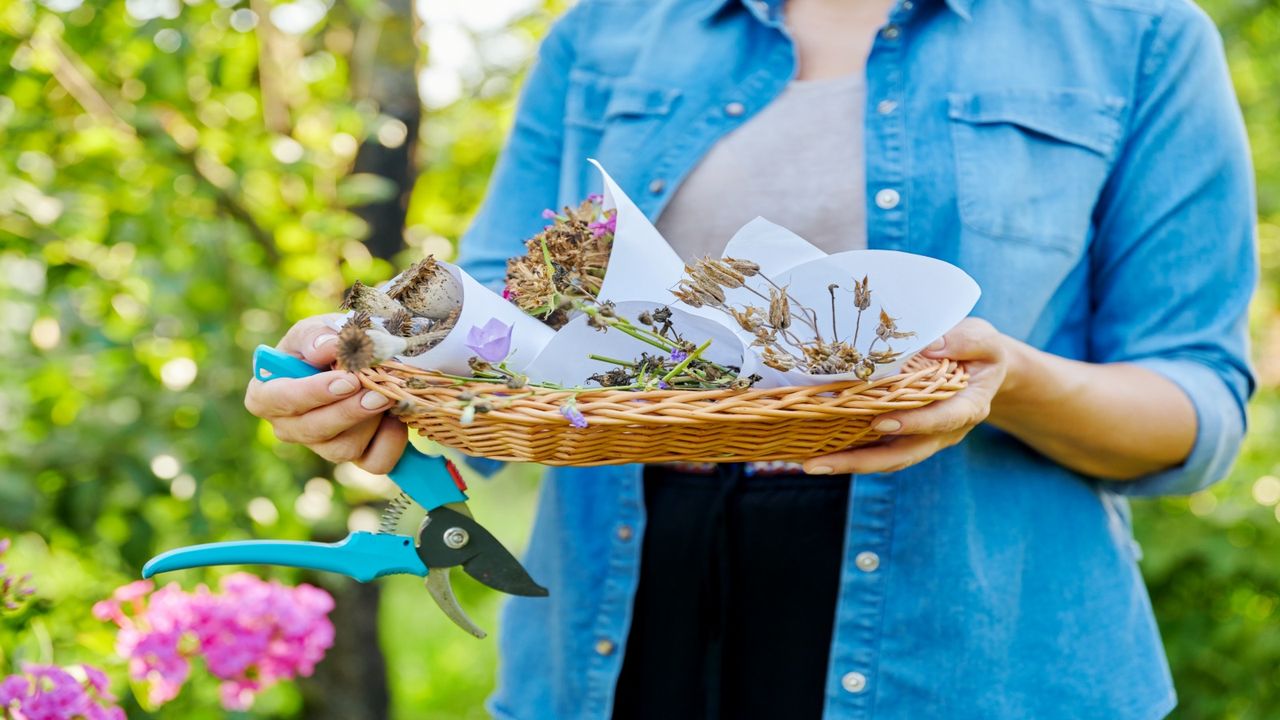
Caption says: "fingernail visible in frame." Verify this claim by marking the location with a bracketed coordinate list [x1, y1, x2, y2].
[806, 465, 833, 475]
[328, 378, 357, 395]
[927, 338, 946, 352]
[875, 418, 902, 433]
[314, 334, 338, 349]
[360, 391, 390, 410]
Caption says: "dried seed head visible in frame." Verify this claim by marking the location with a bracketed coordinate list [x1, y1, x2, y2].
[691, 274, 726, 305]
[349, 310, 373, 330]
[730, 306, 762, 333]
[761, 347, 797, 371]
[672, 283, 705, 308]
[855, 358, 876, 380]
[724, 257, 760, 277]
[652, 306, 673, 325]
[853, 275, 871, 311]
[336, 323, 375, 371]
[341, 281, 406, 319]
[388, 257, 463, 319]
[384, 308, 414, 337]
[637, 310, 653, 326]
[767, 288, 791, 330]
[697, 258, 744, 289]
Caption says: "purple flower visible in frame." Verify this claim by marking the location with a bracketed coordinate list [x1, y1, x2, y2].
[464, 319, 513, 363]
[541, 208, 557, 220]
[669, 349, 688, 363]
[588, 212, 617, 238]
[586, 193, 603, 204]
[559, 399, 588, 429]
[657, 381, 670, 390]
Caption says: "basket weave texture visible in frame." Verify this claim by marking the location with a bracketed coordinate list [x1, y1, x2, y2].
[358, 356, 967, 467]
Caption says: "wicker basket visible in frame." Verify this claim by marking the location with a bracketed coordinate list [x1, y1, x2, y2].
[356, 356, 967, 466]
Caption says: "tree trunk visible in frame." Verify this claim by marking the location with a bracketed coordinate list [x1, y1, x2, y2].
[300, 2, 423, 717]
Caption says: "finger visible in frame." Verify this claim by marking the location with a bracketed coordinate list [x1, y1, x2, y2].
[805, 433, 958, 475]
[245, 370, 362, 418]
[270, 389, 394, 444]
[277, 314, 345, 367]
[310, 416, 382, 465]
[357, 417, 409, 475]
[868, 392, 990, 437]
[921, 317, 1001, 362]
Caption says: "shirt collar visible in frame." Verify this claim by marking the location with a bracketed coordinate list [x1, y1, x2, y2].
[699, 0, 974, 25]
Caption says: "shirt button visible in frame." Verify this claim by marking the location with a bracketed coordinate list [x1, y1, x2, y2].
[855, 551, 880, 572]
[617, 524, 634, 542]
[881, 25, 900, 40]
[876, 99, 898, 115]
[875, 188, 900, 210]
[724, 101, 746, 117]
[841, 671, 868, 693]
[648, 179, 666, 195]
[595, 639, 615, 656]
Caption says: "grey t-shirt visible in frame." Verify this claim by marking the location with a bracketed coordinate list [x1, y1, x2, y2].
[655, 72, 868, 261]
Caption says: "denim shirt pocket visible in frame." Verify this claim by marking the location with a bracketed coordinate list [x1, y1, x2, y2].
[562, 69, 681, 203]
[947, 89, 1126, 252]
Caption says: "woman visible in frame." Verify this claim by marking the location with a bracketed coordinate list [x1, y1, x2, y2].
[244, 0, 1256, 717]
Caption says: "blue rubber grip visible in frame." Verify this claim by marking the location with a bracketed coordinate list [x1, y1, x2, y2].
[253, 344, 323, 382]
[391, 446, 468, 509]
[142, 531, 428, 582]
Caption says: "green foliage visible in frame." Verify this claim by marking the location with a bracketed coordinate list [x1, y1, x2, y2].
[0, 0, 1277, 717]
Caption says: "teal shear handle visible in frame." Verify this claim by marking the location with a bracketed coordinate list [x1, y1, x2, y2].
[253, 343, 327, 382]
[141, 532, 428, 582]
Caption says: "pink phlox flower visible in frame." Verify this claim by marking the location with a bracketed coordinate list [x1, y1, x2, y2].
[97, 574, 334, 711]
[464, 318, 513, 363]
[588, 210, 617, 238]
[0, 664, 125, 720]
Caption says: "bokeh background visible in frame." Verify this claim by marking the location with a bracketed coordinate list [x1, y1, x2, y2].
[0, 0, 1277, 717]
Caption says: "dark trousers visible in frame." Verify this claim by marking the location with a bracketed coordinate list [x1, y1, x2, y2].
[612, 464, 852, 720]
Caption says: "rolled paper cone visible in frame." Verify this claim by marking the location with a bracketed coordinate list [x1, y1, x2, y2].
[390, 262, 556, 375]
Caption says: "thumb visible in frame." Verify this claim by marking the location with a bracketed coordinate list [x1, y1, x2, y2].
[278, 314, 344, 367]
[921, 318, 1001, 362]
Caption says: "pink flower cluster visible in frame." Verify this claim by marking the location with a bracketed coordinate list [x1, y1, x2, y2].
[0, 664, 125, 720]
[93, 573, 335, 711]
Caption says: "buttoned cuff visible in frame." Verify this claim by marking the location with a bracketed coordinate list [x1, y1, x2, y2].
[1103, 356, 1246, 497]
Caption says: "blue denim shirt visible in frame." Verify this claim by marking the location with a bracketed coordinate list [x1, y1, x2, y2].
[455, 0, 1256, 717]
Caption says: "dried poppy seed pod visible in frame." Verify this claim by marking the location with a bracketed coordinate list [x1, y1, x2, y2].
[341, 281, 406, 319]
[388, 257, 463, 319]
[349, 310, 373, 330]
[383, 308, 414, 337]
[401, 327, 451, 356]
[335, 324, 409, 371]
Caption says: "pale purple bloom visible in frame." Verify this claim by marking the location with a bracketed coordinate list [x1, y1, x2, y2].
[465, 319, 513, 363]
[586, 193, 603, 203]
[669, 349, 688, 363]
[559, 399, 588, 428]
[541, 208, 557, 220]
[657, 381, 670, 390]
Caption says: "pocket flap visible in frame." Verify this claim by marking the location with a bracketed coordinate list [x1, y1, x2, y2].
[947, 89, 1126, 158]
[567, 70, 680, 128]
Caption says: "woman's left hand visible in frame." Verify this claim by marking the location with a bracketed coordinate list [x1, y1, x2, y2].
[803, 318, 1014, 475]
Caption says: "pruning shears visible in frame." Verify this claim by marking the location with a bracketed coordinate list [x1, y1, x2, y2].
[142, 345, 548, 638]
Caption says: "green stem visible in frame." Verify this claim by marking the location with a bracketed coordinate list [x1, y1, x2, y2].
[589, 354, 636, 366]
[661, 339, 712, 383]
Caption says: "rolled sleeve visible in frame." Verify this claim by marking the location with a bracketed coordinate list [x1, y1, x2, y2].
[1107, 356, 1247, 496]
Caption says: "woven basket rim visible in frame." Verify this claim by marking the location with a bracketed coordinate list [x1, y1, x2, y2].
[358, 355, 967, 427]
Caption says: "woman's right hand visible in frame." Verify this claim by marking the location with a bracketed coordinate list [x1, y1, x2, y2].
[244, 314, 408, 474]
